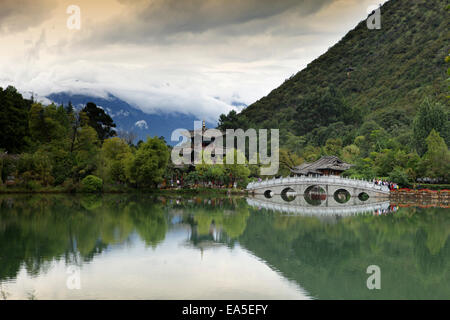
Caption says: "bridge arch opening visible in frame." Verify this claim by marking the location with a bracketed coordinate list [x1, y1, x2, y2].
[334, 189, 351, 204]
[281, 187, 296, 202]
[264, 190, 274, 199]
[304, 185, 326, 206]
[358, 192, 370, 201]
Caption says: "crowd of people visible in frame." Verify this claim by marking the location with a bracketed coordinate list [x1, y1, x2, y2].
[374, 205, 399, 216]
[373, 179, 399, 191]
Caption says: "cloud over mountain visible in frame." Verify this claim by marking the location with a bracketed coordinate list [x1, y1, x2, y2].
[0, 0, 388, 122]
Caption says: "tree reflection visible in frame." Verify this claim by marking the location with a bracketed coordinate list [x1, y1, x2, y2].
[0, 194, 165, 281]
[163, 196, 250, 248]
[0, 194, 250, 282]
[0, 194, 448, 300]
[239, 206, 450, 299]
[127, 201, 167, 248]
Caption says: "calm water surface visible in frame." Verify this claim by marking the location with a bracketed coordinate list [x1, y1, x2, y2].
[0, 194, 448, 300]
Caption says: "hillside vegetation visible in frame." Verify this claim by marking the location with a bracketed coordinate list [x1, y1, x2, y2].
[218, 0, 449, 183]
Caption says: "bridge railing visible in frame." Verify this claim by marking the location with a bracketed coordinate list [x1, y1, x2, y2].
[246, 175, 390, 192]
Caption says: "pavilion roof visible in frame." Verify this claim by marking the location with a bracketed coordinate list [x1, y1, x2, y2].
[290, 156, 353, 175]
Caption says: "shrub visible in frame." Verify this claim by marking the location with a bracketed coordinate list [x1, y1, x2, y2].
[389, 167, 411, 187]
[62, 178, 78, 193]
[413, 184, 450, 191]
[81, 175, 103, 193]
[25, 180, 41, 191]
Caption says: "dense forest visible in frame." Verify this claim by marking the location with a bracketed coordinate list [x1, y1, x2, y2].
[0, 86, 171, 192]
[219, 0, 450, 185]
[0, 86, 251, 192]
[1, 0, 449, 191]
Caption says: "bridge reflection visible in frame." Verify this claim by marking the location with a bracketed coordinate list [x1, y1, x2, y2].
[247, 176, 390, 207]
[246, 195, 394, 217]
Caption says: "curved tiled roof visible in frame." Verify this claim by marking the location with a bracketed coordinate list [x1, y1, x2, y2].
[290, 156, 353, 175]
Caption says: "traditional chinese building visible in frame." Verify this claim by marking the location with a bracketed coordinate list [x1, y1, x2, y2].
[169, 121, 231, 187]
[178, 120, 230, 168]
[290, 156, 353, 177]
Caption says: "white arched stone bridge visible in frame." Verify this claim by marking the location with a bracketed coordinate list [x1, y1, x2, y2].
[246, 175, 390, 207]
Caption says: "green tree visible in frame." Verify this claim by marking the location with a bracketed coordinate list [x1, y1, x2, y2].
[341, 144, 360, 163]
[389, 166, 411, 187]
[72, 126, 100, 181]
[418, 130, 450, 181]
[224, 148, 251, 187]
[0, 86, 31, 153]
[185, 170, 201, 186]
[129, 137, 170, 188]
[33, 149, 54, 186]
[369, 128, 389, 153]
[194, 151, 227, 186]
[323, 138, 343, 156]
[218, 110, 249, 131]
[29, 103, 69, 145]
[82, 102, 116, 141]
[100, 137, 133, 184]
[301, 145, 321, 162]
[343, 157, 376, 179]
[0, 155, 3, 185]
[81, 175, 103, 193]
[279, 148, 302, 177]
[207, 165, 226, 185]
[413, 98, 449, 156]
[284, 132, 306, 153]
[295, 87, 354, 136]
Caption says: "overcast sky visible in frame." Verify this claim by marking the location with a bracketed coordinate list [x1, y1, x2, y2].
[0, 0, 387, 122]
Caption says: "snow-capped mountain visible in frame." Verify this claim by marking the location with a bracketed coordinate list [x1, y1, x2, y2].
[47, 92, 217, 145]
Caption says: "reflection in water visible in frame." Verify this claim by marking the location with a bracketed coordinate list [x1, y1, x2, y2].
[304, 185, 327, 206]
[246, 197, 395, 217]
[281, 188, 296, 202]
[334, 189, 351, 204]
[358, 192, 370, 201]
[0, 194, 448, 299]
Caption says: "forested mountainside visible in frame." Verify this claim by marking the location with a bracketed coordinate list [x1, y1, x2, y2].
[0, 0, 449, 189]
[218, 0, 449, 181]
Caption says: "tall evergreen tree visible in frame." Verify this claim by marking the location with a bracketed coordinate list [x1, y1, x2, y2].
[81, 102, 116, 141]
[0, 86, 31, 153]
[413, 98, 449, 156]
[65, 101, 74, 114]
[419, 129, 450, 181]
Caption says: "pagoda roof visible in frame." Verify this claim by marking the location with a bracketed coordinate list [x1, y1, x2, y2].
[290, 156, 353, 175]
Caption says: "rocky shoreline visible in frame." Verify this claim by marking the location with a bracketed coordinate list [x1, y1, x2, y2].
[390, 189, 449, 205]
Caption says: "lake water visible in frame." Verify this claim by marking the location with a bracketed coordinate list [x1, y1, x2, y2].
[0, 194, 448, 300]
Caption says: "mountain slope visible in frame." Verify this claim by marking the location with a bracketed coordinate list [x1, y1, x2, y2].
[220, 0, 449, 141]
[48, 93, 215, 145]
